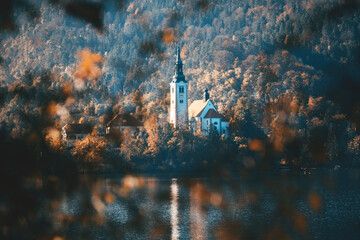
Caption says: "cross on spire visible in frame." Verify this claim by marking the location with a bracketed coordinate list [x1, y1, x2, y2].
[175, 47, 183, 75]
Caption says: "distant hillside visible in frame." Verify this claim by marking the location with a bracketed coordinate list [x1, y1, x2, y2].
[1, 0, 360, 167]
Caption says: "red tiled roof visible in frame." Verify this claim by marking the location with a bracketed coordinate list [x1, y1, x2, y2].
[204, 108, 225, 119]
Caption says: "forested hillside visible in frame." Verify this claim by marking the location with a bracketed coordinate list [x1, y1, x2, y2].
[1, 0, 360, 168]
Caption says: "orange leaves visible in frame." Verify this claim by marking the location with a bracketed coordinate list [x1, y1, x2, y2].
[161, 28, 176, 44]
[308, 96, 322, 111]
[264, 226, 291, 240]
[293, 212, 307, 234]
[44, 127, 62, 150]
[45, 100, 70, 119]
[284, 35, 290, 45]
[104, 193, 115, 204]
[74, 49, 103, 90]
[75, 49, 103, 80]
[144, 113, 161, 156]
[53, 236, 65, 240]
[46, 101, 57, 116]
[71, 132, 107, 169]
[122, 175, 145, 189]
[210, 192, 223, 207]
[62, 82, 73, 97]
[308, 192, 322, 211]
[78, 117, 84, 124]
[91, 192, 106, 214]
[265, 94, 300, 152]
[248, 139, 265, 152]
[348, 135, 360, 155]
[305, 1, 315, 11]
[276, 4, 294, 24]
[190, 182, 224, 208]
[62, 82, 76, 106]
[118, 175, 145, 197]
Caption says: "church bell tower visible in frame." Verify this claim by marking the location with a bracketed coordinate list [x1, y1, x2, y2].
[169, 47, 188, 128]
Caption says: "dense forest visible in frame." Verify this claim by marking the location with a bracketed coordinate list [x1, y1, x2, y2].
[1, 0, 360, 171]
[2, 1, 360, 240]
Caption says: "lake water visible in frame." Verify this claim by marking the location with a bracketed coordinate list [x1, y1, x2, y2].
[56, 170, 360, 240]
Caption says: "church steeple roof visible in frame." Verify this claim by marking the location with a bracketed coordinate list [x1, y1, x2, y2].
[176, 47, 182, 64]
[171, 47, 187, 83]
[203, 88, 209, 102]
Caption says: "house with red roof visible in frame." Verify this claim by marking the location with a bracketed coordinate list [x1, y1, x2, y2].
[188, 89, 229, 136]
[105, 113, 144, 136]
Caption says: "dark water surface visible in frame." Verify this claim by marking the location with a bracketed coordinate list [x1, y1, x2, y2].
[57, 170, 360, 240]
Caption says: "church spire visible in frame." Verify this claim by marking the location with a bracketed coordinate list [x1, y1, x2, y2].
[176, 47, 182, 64]
[203, 88, 209, 102]
[175, 47, 183, 75]
[172, 46, 186, 83]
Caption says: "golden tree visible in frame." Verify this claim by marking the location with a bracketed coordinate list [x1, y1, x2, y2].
[72, 130, 107, 172]
[144, 113, 161, 157]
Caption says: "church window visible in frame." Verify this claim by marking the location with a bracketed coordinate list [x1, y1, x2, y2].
[180, 99, 183, 103]
[172, 100, 174, 104]
[206, 120, 209, 125]
[179, 86, 184, 93]
[214, 122, 218, 125]
[172, 87, 174, 93]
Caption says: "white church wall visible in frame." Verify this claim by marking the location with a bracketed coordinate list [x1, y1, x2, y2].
[221, 121, 229, 136]
[177, 82, 188, 126]
[169, 82, 177, 125]
[203, 117, 221, 135]
[212, 118, 221, 133]
[170, 82, 188, 128]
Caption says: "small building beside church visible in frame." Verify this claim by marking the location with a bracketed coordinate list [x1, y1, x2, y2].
[189, 89, 229, 136]
[169, 48, 229, 136]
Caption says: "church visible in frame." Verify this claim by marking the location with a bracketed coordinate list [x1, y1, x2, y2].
[169, 48, 229, 137]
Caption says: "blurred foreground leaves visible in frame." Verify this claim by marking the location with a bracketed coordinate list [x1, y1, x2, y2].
[1, 0, 360, 239]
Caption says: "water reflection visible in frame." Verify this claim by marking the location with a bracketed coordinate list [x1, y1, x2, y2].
[190, 182, 207, 240]
[56, 172, 360, 240]
[171, 178, 180, 240]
